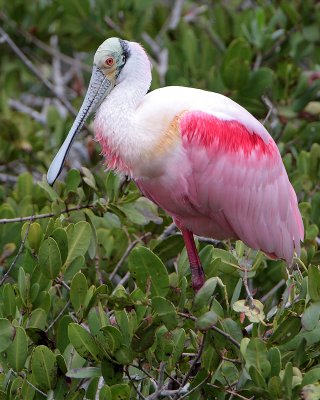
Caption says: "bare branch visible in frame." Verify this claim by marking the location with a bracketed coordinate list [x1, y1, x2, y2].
[260, 279, 285, 303]
[109, 232, 152, 281]
[104, 16, 123, 35]
[172, 335, 205, 400]
[0, 204, 95, 224]
[124, 367, 146, 400]
[46, 300, 71, 332]
[0, 173, 18, 184]
[11, 370, 48, 398]
[168, 0, 185, 30]
[55, 278, 71, 291]
[8, 98, 47, 124]
[184, 5, 208, 23]
[178, 312, 241, 349]
[0, 26, 77, 117]
[0, 218, 32, 286]
[0, 11, 91, 72]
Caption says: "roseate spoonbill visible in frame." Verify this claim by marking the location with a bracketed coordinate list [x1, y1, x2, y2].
[47, 37, 304, 291]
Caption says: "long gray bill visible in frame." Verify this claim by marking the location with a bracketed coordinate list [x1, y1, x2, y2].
[47, 65, 112, 185]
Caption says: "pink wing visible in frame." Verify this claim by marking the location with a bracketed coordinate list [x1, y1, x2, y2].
[137, 110, 304, 264]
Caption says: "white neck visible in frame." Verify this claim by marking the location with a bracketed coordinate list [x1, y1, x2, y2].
[94, 42, 152, 172]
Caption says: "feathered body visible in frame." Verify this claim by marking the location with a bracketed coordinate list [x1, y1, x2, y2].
[48, 38, 304, 290]
[94, 42, 303, 264]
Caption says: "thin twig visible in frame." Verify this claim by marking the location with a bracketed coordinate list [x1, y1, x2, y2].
[104, 16, 123, 35]
[46, 300, 71, 332]
[208, 384, 254, 400]
[8, 98, 47, 124]
[55, 278, 71, 291]
[262, 95, 276, 126]
[124, 368, 146, 400]
[146, 362, 168, 400]
[178, 312, 241, 349]
[0, 204, 95, 224]
[109, 232, 151, 281]
[0, 11, 91, 72]
[172, 334, 206, 400]
[168, 0, 185, 30]
[0, 173, 18, 184]
[116, 271, 131, 287]
[11, 370, 48, 397]
[260, 279, 285, 303]
[179, 376, 210, 400]
[0, 26, 77, 117]
[0, 218, 32, 286]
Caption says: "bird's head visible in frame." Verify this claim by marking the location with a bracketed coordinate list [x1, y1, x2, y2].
[47, 37, 132, 185]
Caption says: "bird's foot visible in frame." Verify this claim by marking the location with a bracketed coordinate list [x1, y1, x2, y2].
[190, 263, 206, 292]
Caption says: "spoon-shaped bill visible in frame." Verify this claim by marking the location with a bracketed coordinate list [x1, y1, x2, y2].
[47, 66, 112, 185]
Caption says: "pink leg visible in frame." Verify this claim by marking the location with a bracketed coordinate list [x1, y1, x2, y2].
[181, 228, 205, 292]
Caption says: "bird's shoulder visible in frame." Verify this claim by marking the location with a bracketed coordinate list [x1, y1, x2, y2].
[137, 86, 271, 145]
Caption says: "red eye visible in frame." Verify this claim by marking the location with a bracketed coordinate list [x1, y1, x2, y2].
[105, 57, 114, 66]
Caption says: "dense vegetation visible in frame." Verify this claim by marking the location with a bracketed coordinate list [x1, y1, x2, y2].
[0, 1, 320, 399]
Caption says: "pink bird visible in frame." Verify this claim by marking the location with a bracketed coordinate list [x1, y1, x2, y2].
[47, 38, 304, 291]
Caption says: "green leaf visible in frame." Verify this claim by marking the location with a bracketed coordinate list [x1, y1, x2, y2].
[99, 385, 112, 400]
[196, 311, 219, 330]
[131, 319, 159, 352]
[38, 178, 59, 201]
[66, 367, 101, 379]
[110, 383, 130, 400]
[152, 296, 178, 330]
[57, 315, 73, 353]
[171, 329, 186, 365]
[27, 308, 47, 330]
[17, 267, 30, 306]
[128, 246, 169, 297]
[268, 376, 283, 398]
[31, 345, 57, 391]
[245, 338, 271, 378]
[67, 221, 91, 263]
[0, 318, 15, 351]
[96, 325, 123, 354]
[302, 302, 320, 331]
[268, 347, 281, 377]
[119, 197, 162, 225]
[70, 272, 88, 313]
[308, 265, 320, 302]
[193, 277, 218, 310]
[249, 365, 266, 388]
[6, 326, 28, 371]
[114, 345, 134, 365]
[2, 283, 17, 318]
[68, 323, 100, 361]
[81, 166, 98, 191]
[302, 368, 320, 386]
[241, 67, 274, 98]
[26, 327, 54, 348]
[114, 310, 131, 346]
[270, 316, 301, 344]
[38, 237, 62, 279]
[101, 360, 123, 385]
[153, 234, 184, 262]
[221, 38, 252, 90]
[66, 169, 81, 192]
[17, 172, 33, 199]
[22, 222, 43, 251]
[51, 228, 68, 265]
[282, 362, 293, 399]
[64, 255, 85, 281]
